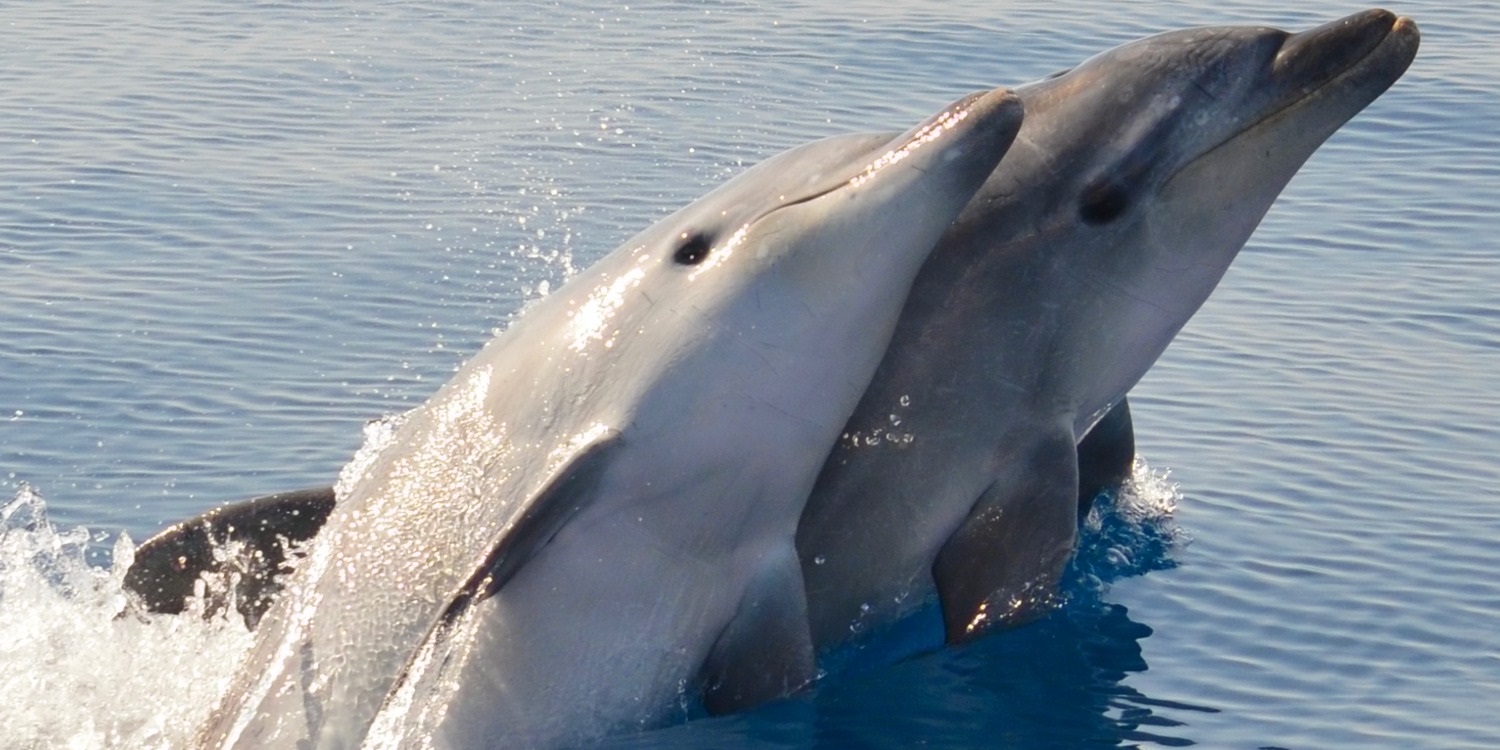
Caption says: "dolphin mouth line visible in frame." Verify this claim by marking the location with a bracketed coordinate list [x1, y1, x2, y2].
[1265, 13, 1415, 120]
[1180, 12, 1417, 176]
[709, 90, 997, 260]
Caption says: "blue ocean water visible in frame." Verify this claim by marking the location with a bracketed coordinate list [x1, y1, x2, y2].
[2, 1, 1496, 748]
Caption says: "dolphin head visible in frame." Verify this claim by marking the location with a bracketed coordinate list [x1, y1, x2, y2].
[956, 9, 1418, 428]
[565, 88, 1025, 433]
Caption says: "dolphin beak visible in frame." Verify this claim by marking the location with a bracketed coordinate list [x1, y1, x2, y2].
[818, 87, 1023, 199]
[1273, 9, 1420, 84]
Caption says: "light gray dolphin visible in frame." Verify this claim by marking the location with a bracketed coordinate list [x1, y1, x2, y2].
[195, 88, 1023, 750]
[796, 9, 1419, 649]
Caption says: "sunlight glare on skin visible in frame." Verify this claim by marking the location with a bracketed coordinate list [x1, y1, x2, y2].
[848, 100, 976, 189]
[695, 224, 752, 271]
[568, 257, 649, 352]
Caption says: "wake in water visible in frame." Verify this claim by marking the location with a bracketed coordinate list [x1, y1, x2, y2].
[0, 462, 1181, 750]
[1071, 458, 1188, 593]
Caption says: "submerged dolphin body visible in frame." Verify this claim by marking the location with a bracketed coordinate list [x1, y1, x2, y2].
[195, 90, 1023, 749]
[796, 9, 1419, 649]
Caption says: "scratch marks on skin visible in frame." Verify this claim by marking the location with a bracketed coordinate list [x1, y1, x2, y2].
[1057, 258, 1176, 316]
[751, 393, 825, 433]
[1191, 76, 1220, 102]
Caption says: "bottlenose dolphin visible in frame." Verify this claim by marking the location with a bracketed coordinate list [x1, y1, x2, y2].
[195, 89, 1023, 749]
[796, 9, 1419, 648]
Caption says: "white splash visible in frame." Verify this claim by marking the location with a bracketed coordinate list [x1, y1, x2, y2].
[0, 486, 255, 750]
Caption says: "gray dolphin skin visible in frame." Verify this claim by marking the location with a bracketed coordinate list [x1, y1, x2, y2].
[195, 89, 1023, 750]
[796, 9, 1419, 649]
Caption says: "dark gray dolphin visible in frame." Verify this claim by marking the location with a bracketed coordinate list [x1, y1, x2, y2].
[795, 9, 1419, 648]
[194, 89, 1023, 750]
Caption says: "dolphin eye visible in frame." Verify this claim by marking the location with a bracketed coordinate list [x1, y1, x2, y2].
[1079, 179, 1131, 225]
[672, 232, 713, 266]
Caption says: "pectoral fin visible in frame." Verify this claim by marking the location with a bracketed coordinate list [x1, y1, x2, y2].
[1076, 397, 1135, 517]
[933, 430, 1079, 644]
[373, 429, 626, 723]
[454, 429, 624, 608]
[700, 551, 816, 715]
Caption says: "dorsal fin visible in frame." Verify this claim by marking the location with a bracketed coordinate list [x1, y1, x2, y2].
[123, 486, 336, 627]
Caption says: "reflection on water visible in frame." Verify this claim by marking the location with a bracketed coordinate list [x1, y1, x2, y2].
[596, 465, 1197, 749]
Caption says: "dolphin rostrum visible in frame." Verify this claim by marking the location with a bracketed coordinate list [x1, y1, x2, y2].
[194, 88, 1023, 749]
[796, 9, 1419, 649]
